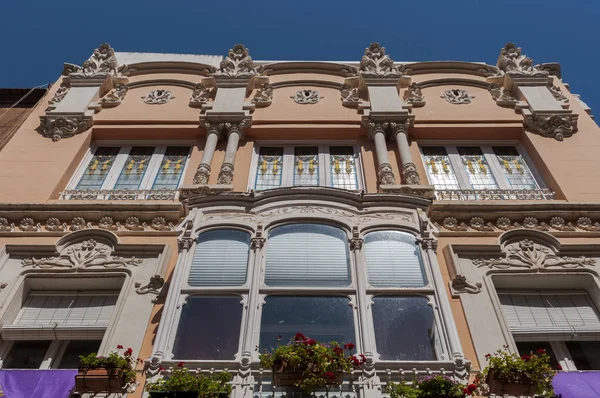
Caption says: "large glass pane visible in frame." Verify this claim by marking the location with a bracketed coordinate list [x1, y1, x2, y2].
[330, 147, 358, 190]
[58, 340, 101, 369]
[173, 297, 242, 360]
[457, 147, 499, 189]
[265, 224, 350, 287]
[364, 231, 427, 288]
[422, 147, 460, 190]
[255, 147, 284, 190]
[152, 147, 189, 189]
[259, 296, 355, 351]
[372, 297, 436, 360]
[515, 341, 559, 368]
[4, 341, 51, 369]
[113, 147, 155, 190]
[492, 147, 538, 190]
[566, 341, 600, 370]
[188, 229, 250, 286]
[294, 147, 319, 186]
[76, 147, 120, 190]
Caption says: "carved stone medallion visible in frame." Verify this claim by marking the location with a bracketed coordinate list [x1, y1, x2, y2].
[291, 90, 322, 104]
[441, 89, 474, 104]
[142, 90, 175, 104]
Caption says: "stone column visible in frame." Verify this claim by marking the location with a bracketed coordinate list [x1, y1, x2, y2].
[193, 123, 223, 185]
[391, 121, 421, 185]
[217, 122, 244, 185]
[367, 121, 396, 185]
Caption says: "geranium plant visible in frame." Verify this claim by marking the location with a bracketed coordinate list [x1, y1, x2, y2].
[480, 346, 557, 396]
[145, 362, 232, 396]
[79, 345, 140, 385]
[387, 375, 477, 398]
[259, 333, 365, 392]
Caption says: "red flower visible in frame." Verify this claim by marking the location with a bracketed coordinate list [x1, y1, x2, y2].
[351, 355, 361, 367]
[117, 345, 124, 349]
[467, 384, 477, 392]
[158, 366, 165, 372]
[344, 343, 355, 350]
[521, 355, 530, 361]
[333, 347, 344, 355]
[294, 332, 307, 342]
[536, 348, 546, 354]
[557, 364, 563, 370]
[359, 354, 367, 364]
[125, 348, 133, 356]
[178, 362, 185, 368]
[485, 353, 491, 358]
[463, 388, 470, 395]
[324, 371, 336, 380]
[304, 339, 317, 345]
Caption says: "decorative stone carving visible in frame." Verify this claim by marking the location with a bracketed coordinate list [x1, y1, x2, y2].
[443, 217, 468, 231]
[215, 44, 255, 79]
[469, 217, 493, 231]
[142, 90, 174, 105]
[359, 42, 400, 78]
[441, 89, 475, 104]
[576, 217, 600, 232]
[403, 83, 425, 107]
[548, 217, 575, 231]
[473, 239, 596, 269]
[548, 85, 568, 103]
[62, 43, 119, 78]
[19, 218, 39, 232]
[46, 84, 70, 111]
[0, 218, 13, 232]
[524, 113, 578, 141]
[520, 217, 547, 230]
[402, 162, 421, 185]
[135, 275, 165, 295]
[378, 163, 397, 185]
[251, 225, 266, 250]
[22, 239, 142, 269]
[124, 217, 145, 231]
[70, 217, 88, 231]
[39, 115, 93, 142]
[291, 89, 322, 104]
[495, 217, 513, 230]
[420, 238, 438, 253]
[496, 43, 549, 78]
[340, 84, 360, 107]
[150, 217, 171, 231]
[98, 216, 118, 231]
[572, 94, 592, 114]
[177, 220, 195, 252]
[349, 226, 363, 251]
[489, 84, 518, 108]
[451, 275, 482, 295]
[193, 163, 211, 185]
[45, 218, 66, 232]
[189, 83, 212, 108]
[251, 83, 273, 107]
[99, 83, 128, 108]
[217, 162, 235, 185]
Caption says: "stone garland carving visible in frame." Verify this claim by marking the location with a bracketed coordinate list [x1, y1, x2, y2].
[524, 113, 578, 141]
[473, 239, 596, 269]
[438, 216, 600, 233]
[124, 216, 145, 231]
[402, 163, 421, 185]
[189, 83, 212, 108]
[150, 217, 173, 231]
[39, 115, 93, 142]
[291, 89, 322, 104]
[19, 218, 40, 232]
[63, 43, 119, 78]
[469, 217, 494, 232]
[215, 44, 255, 79]
[441, 89, 474, 105]
[251, 83, 273, 107]
[0, 216, 176, 233]
[142, 90, 175, 105]
[496, 43, 549, 78]
[0, 218, 13, 232]
[22, 239, 142, 269]
[548, 85, 568, 103]
[359, 42, 400, 78]
[46, 84, 70, 111]
[99, 83, 128, 108]
[489, 84, 518, 108]
[71, 217, 89, 231]
[450, 275, 482, 295]
[260, 205, 356, 218]
[340, 84, 360, 107]
[45, 218, 66, 232]
[403, 83, 426, 107]
[135, 275, 165, 296]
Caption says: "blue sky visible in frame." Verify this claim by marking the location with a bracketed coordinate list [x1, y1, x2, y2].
[1, 0, 599, 115]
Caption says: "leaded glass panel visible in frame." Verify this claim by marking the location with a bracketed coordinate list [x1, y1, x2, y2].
[492, 146, 538, 189]
[113, 147, 155, 190]
[293, 147, 319, 186]
[422, 147, 460, 189]
[457, 147, 499, 189]
[330, 146, 358, 190]
[255, 147, 283, 190]
[76, 147, 120, 189]
[152, 146, 189, 189]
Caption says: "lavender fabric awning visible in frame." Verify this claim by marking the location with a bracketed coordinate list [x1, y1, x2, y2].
[553, 372, 600, 398]
[0, 370, 77, 398]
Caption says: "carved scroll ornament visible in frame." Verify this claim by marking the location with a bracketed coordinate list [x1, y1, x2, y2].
[359, 42, 400, 78]
[496, 43, 548, 78]
[215, 44, 255, 78]
[63, 43, 119, 78]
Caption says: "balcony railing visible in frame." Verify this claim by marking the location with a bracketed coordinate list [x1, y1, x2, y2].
[61, 189, 178, 200]
[434, 188, 554, 201]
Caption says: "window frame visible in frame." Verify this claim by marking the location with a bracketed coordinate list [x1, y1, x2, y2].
[248, 141, 365, 191]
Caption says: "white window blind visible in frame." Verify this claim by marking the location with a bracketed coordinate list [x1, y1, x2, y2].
[188, 229, 251, 286]
[500, 294, 600, 340]
[265, 224, 350, 287]
[364, 231, 427, 288]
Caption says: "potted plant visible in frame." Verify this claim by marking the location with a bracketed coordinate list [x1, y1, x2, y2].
[76, 345, 139, 393]
[145, 362, 232, 398]
[259, 333, 365, 393]
[387, 375, 477, 398]
[480, 346, 556, 397]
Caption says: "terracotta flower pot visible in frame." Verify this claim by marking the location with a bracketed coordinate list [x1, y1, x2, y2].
[486, 371, 536, 396]
[272, 362, 343, 387]
[75, 366, 126, 393]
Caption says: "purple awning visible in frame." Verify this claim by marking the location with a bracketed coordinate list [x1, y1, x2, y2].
[553, 372, 600, 398]
[0, 370, 77, 398]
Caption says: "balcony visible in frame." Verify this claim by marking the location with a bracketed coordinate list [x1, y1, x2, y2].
[61, 189, 178, 200]
[434, 188, 555, 201]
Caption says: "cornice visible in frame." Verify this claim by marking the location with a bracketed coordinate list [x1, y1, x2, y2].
[257, 61, 358, 77]
[416, 78, 491, 90]
[119, 61, 217, 77]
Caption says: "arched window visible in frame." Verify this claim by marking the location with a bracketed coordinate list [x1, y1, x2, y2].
[265, 224, 350, 287]
[188, 229, 251, 286]
[364, 231, 427, 287]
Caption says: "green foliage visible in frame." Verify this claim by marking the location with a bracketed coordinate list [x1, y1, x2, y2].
[146, 365, 232, 396]
[259, 333, 365, 393]
[387, 375, 476, 398]
[481, 347, 557, 397]
[387, 381, 419, 398]
[79, 346, 138, 385]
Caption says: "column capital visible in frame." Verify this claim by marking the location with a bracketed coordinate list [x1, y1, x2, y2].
[201, 121, 226, 139]
[389, 118, 414, 139]
[223, 121, 246, 139]
[419, 237, 438, 253]
[366, 121, 389, 140]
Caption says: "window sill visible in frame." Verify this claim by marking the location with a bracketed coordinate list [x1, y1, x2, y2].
[434, 188, 554, 201]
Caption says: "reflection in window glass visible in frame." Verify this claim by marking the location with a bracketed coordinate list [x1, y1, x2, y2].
[76, 147, 120, 190]
[113, 147, 155, 190]
[372, 297, 436, 360]
[173, 297, 242, 360]
[330, 147, 358, 190]
[422, 147, 460, 190]
[457, 147, 499, 189]
[255, 147, 284, 190]
[259, 296, 355, 352]
[492, 147, 538, 190]
[4, 341, 51, 369]
[566, 341, 600, 370]
[294, 147, 319, 186]
[364, 231, 427, 288]
[152, 147, 189, 189]
[58, 340, 101, 369]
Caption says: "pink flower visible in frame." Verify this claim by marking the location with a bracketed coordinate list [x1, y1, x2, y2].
[344, 343, 355, 350]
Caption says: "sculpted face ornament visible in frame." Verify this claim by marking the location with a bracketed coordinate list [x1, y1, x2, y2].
[291, 90, 322, 104]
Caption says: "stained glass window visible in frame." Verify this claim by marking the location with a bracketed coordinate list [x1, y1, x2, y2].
[255, 147, 283, 190]
[492, 146, 538, 189]
[330, 146, 358, 190]
[422, 147, 460, 190]
[113, 147, 155, 190]
[76, 147, 120, 190]
[457, 147, 499, 189]
[293, 147, 319, 186]
[152, 147, 189, 189]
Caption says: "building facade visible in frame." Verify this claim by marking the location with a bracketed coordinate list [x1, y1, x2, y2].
[0, 41, 597, 397]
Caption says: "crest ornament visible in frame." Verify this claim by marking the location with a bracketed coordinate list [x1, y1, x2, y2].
[142, 90, 175, 104]
[525, 114, 578, 141]
[291, 90, 322, 104]
[496, 43, 548, 78]
[40, 115, 92, 142]
[62, 43, 119, 78]
[441, 89, 475, 104]
[215, 44, 255, 78]
[359, 42, 400, 78]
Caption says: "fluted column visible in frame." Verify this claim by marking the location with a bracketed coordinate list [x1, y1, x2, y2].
[217, 122, 244, 185]
[193, 123, 223, 184]
[367, 121, 396, 185]
[391, 121, 421, 185]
